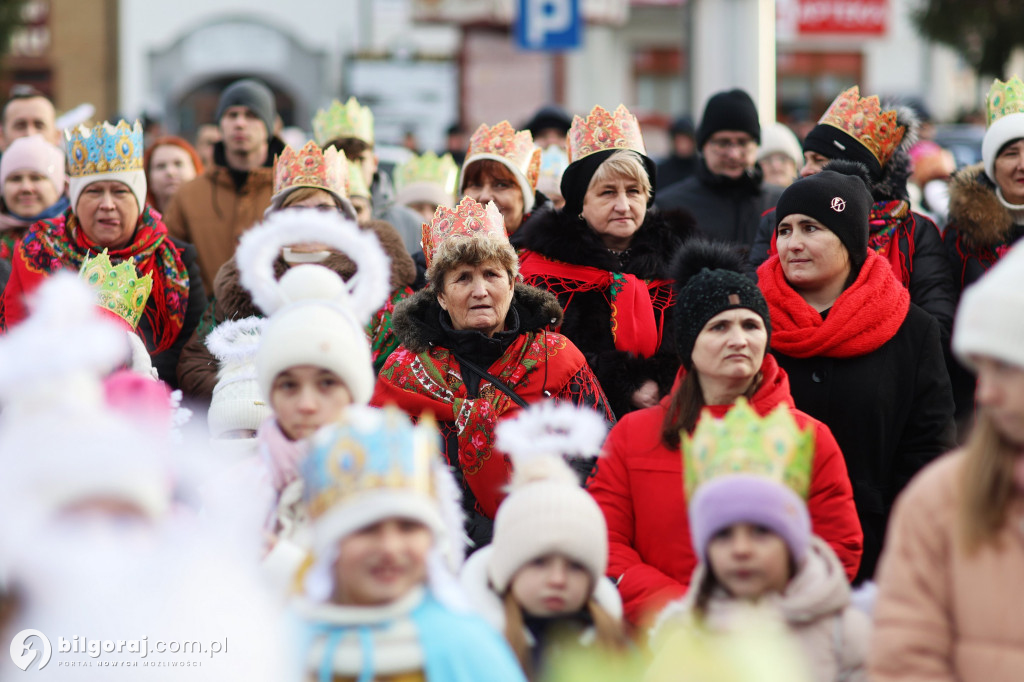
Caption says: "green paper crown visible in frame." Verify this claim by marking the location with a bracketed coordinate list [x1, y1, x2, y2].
[683, 398, 815, 500]
[313, 97, 374, 147]
[986, 76, 1024, 128]
[395, 151, 459, 195]
[79, 250, 153, 329]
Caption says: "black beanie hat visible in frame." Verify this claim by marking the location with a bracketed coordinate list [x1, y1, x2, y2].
[802, 124, 883, 180]
[775, 161, 873, 271]
[671, 239, 770, 369]
[215, 78, 276, 135]
[524, 105, 573, 137]
[696, 89, 761, 149]
[560, 149, 657, 218]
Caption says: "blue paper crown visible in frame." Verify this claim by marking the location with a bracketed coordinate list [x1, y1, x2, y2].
[64, 120, 144, 178]
[302, 406, 439, 519]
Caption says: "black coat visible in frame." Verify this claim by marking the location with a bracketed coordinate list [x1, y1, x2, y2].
[512, 205, 699, 418]
[772, 303, 956, 581]
[655, 158, 784, 248]
[151, 237, 206, 389]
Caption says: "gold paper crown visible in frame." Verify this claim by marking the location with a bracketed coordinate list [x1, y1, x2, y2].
[421, 196, 507, 269]
[347, 161, 370, 199]
[303, 408, 437, 520]
[566, 104, 647, 163]
[274, 141, 349, 199]
[65, 120, 144, 178]
[818, 86, 905, 168]
[465, 121, 541, 191]
[312, 97, 374, 147]
[683, 399, 815, 500]
[986, 76, 1024, 127]
[79, 250, 153, 330]
[396, 151, 459, 196]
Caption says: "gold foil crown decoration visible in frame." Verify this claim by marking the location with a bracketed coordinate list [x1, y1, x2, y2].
[420, 196, 507, 269]
[79, 250, 154, 330]
[817, 86, 906, 169]
[986, 76, 1024, 128]
[65, 120, 144, 178]
[682, 398, 815, 500]
[313, 97, 375, 147]
[273, 141, 350, 199]
[566, 104, 647, 163]
[396, 151, 459, 196]
[465, 121, 542, 191]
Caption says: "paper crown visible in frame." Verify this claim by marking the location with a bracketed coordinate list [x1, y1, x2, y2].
[465, 121, 541, 190]
[302, 406, 439, 520]
[817, 86, 905, 169]
[79, 250, 153, 330]
[347, 160, 370, 199]
[986, 76, 1024, 127]
[421, 196, 508, 269]
[682, 399, 815, 500]
[396, 151, 459, 196]
[65, 120, 144, 178]
[567, 104, 647, 163]
[274, 141, 349, 199]
[312, 97, 374, 147]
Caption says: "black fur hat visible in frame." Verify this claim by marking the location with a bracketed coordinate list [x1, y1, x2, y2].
[671, 239, 770, 369]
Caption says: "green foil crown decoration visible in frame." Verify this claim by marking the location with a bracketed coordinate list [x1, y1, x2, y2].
[986, 76, 1024, 128]
[312, 97, 375, 147]
[395, 151, 459, 196]
[79, 250, 153, 330]
[682, 398, 815, 500]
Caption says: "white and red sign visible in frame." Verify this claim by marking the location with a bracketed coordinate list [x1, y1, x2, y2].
[797, 0, 888, 35]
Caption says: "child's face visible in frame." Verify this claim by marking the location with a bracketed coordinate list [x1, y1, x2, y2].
[509, 554, 591, 617]
[331, 518, 432, 607]
[707, 523, 791, 600]
[270, 365, 352, 441]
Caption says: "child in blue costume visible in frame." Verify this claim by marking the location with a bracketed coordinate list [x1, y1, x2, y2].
[292, 404, 528, 682]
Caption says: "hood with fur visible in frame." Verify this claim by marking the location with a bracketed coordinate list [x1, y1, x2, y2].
[947, 163, 1015, 249]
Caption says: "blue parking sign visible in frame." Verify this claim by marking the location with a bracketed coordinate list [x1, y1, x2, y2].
[515, 0, 581, 51]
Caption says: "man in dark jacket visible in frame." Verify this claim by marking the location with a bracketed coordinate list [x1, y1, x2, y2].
[656, 115, 698, 188]
[655, 89, 784, 248]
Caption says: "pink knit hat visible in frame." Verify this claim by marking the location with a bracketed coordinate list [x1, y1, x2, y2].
[0, 134, 65, 193]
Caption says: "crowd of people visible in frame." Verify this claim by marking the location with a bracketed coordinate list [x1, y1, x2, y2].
[0, 72, 1021, 682]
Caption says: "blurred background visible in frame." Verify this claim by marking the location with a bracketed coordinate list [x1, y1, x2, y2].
[0, 0, 1017, 164]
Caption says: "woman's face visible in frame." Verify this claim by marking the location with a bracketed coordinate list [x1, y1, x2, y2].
[707, 523, 791, 600]
[332, 518, 432, 607]
[436, 260, 514, 337]
[76, 181, 140, 249]
[269, 365, 352, 441]
[993, 140, 1024, 205]
[581, 173, 647, 251]
[776, 213, 851, 297]
[462, 165, 525, 233]
[351, 195, 372, 223]
[147, 145, 197, 211]
[690, 309, 767, 392]
[510, 554, 591, 617]
[972, 355, 1024, 447]
[3, 169, 58, 215]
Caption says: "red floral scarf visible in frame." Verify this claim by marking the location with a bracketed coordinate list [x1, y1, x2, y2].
[13, 206, 189, 353]
[867, 199, 914, 287]
[757, 249, 909, 358]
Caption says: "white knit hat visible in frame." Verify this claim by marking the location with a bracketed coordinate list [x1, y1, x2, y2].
[952, 242, 1024, 371]
[234, 209, 391, 405]
[758, 122, 804, 167]
[205, 317, 272, 438]
[487, 402, 609, 593]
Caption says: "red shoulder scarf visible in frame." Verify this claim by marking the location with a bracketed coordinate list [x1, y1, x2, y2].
[518, 249, 674, 358]
[757, 249, 909, 358]
[8, 206, 189, 353]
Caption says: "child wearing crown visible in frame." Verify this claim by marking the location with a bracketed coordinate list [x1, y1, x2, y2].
[653, 400, 870, 682]
[292, 405, 527, 682]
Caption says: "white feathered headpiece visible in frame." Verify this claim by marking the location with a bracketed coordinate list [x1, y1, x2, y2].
[495, 401, 608, 488]
[206, 316, 267, 372]
[234, 208, 391, 323]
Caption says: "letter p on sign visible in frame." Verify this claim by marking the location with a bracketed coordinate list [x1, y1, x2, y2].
[516, 0, 581, 51]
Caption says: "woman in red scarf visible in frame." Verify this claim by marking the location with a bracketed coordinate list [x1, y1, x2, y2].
[372, 197, 614, 550]
[757, 161, 955, 582]
[1, 121, 205, 386]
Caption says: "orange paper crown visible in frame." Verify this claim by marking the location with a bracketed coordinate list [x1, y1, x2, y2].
[567, 104, 647, 163]
[421, 197, 508, 269]
[817, 86, 905, 169]
[465, 121, 541, 191]
[273, 141, 349, 198]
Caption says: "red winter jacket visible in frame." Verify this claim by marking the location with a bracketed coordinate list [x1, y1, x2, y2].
[588, 354, 863, 626]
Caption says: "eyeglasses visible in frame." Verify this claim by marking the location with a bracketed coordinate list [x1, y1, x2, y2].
[706, 137, 756, 152]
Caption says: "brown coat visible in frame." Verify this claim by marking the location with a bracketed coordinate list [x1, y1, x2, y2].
[163, 163, 275, 292]
[176, 219, 417, 400]
[870, 452, 1024, 682]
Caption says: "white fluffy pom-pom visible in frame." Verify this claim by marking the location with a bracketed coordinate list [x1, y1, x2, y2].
[205, 316, 266, 365]
[234, 208, 391, 322]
